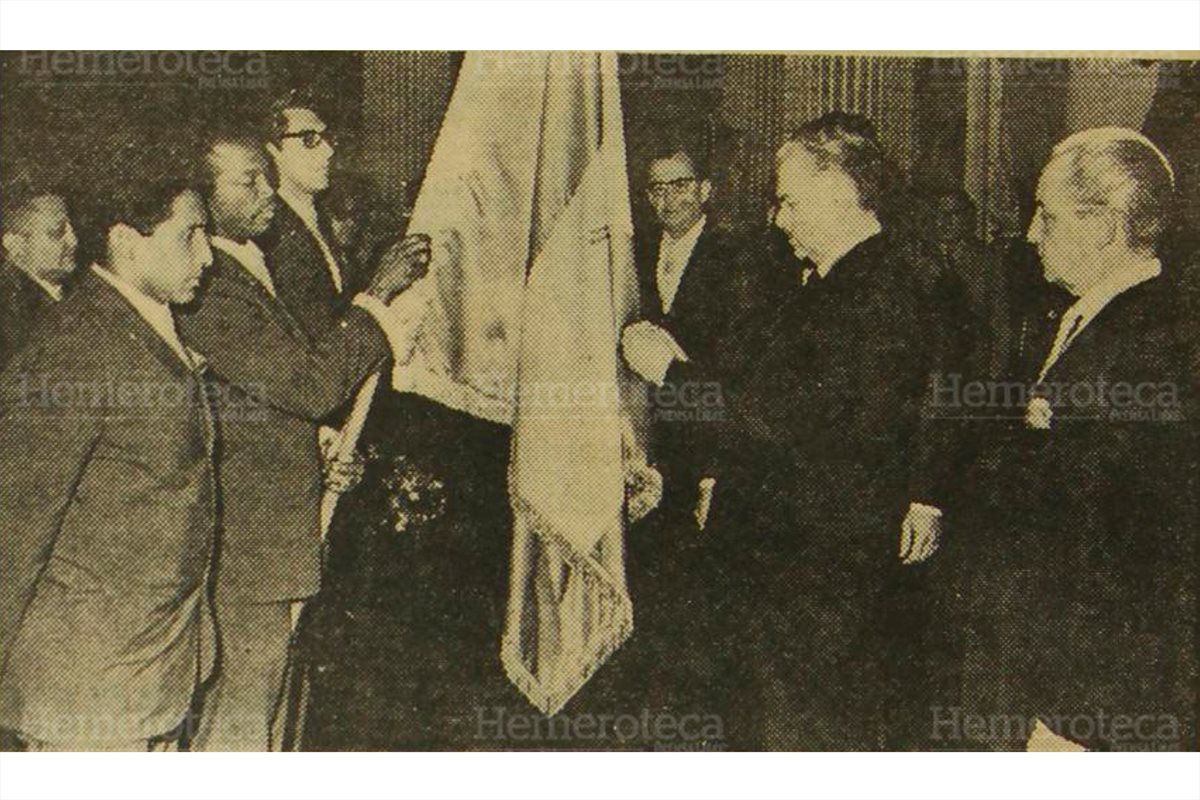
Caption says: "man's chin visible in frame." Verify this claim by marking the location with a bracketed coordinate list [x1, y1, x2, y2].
[175, 283, 201, 304]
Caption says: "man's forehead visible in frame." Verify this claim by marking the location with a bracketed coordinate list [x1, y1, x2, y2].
[648, 155, 696, 181]
[282, 107, 326, 132]
[1036, 159, 1073, 205]
[8, 195, 67, 233]
[212, 142, 268, 173]
[776, 151, 820, 186]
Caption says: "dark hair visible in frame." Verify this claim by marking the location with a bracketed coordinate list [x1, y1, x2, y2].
[265, 87, 322, 145]
[777, 112, 885, 213]
[0, 165, 61, 235]
[646, 140, 711, 182]
[78, 134, 199, 265]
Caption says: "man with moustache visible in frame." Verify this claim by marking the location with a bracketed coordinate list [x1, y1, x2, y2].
[0, 182, 79, 369]
[0, 143, 217, 750]
[624, 144, 753, 530]
[615, 143, 775, 732]
[177, 134, 430, 751]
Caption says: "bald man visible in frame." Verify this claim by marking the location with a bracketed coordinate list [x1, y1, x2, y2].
[955, 128, 1197, 751]
[0, 188, 78, 369]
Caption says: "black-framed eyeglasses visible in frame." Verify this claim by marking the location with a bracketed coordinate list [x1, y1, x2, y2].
[647, 177, 697, 198]
[280, 129, 336, 150]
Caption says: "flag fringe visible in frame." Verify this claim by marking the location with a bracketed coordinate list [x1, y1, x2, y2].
[501, 495, 632, 716]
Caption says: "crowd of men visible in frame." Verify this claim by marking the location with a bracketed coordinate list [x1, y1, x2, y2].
[0, 91, 1196, 751]
[615, 117, 1197, 751]
[0, 92, 431, 751]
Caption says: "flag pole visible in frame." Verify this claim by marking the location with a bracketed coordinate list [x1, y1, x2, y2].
[319, 371, 381, 538]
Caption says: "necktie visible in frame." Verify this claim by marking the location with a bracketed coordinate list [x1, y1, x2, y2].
[1038, 311, 1084, 383]
[659, 245, 679, 313]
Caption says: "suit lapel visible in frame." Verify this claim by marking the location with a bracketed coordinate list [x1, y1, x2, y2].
[213, 251, 310, 341]
[79, 271, 193, 382]
[668, 225, 714, 322]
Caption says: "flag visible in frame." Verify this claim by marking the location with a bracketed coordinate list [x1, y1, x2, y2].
[500, 53, 638, 714]
[374, 52, 641, 713]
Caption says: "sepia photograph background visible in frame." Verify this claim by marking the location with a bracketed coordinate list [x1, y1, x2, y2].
[2, 1, 1199, 799]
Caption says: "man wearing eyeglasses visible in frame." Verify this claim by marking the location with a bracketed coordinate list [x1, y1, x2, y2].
[612, 143, 773, 733]
[623, 145, 744, 530]
[261, 91, 351, 340]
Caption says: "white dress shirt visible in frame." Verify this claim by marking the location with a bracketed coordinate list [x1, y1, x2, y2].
[211, 235, 276, 297]
[1037, 258, 1162, 382]
[656, 215, 705, 314]
[91, 265, 195, 367]
[279, 185, 344, 294]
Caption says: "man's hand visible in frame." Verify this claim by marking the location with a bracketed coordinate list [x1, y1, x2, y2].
[368, 233, 432, 302]
[621, 320, 686, 386]
[318, 424, 365, 494]
[695, 477, 716, 530]
[323, 452, 366, 495]
[625, 462, 663, 524]
[899, 502, 943, 565]
[1026, 719, 1086, 752]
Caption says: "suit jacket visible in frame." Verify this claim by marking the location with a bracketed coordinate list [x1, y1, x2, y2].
[0, 270, 217, 744]
[964, 274, 1197, 749]
[260, 199, 362, 341]
[671, 230, 942, 586]
[0, 261, 60, 371]
[633, 223, 778, 515]
[176, 249, 390, 603]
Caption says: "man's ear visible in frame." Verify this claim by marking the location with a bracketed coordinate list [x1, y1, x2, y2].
[698, 179, 713, 206]
[107, 223, 144, 266]
[1, 231, 25, 262]
[1095, 211, 1121, 251]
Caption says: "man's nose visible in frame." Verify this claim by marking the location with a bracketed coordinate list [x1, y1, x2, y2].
[1026, 216, 1041, 245]
[198, 237, 214, 270]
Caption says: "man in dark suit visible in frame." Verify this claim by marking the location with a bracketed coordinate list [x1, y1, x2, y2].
[625, 145, 758, 529]
[0, 187, 78, 369]
[605, 145, 783, 735]
[957, 128, 1196, 751]
[177, 135, 430, 751]
[260, 91, 358, 341]
[0, 152, 217, 750]
[630, 116, 949, 748]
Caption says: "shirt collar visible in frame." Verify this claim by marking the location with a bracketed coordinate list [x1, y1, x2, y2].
[660, 214, 706, 256]
[19, 268, 65, 302]
[211, 235, 275, 294]
[278, 184, 319, 228]
[90, 264, 192, 366]
[211, 234, 263, 261]
[1065, 257, 1162, 334]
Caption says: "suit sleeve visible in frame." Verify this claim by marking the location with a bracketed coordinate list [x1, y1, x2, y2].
[0, 343, 103, 676]
[177, 287, 390, 422]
